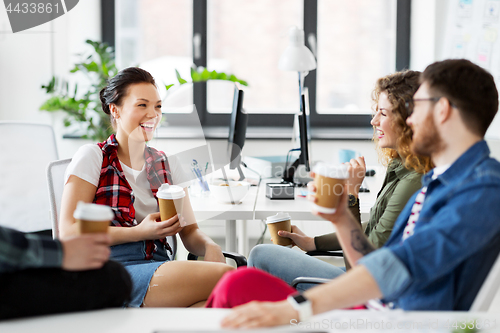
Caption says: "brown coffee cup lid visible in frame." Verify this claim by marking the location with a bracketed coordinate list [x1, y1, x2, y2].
[313, 162, 348, 179]
[73, 202, 114, 221]
[157, 184, 186, 200]
[265, 212, 291, 224]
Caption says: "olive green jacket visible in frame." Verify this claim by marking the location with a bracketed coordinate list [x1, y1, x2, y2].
[314, 159, 423, 256]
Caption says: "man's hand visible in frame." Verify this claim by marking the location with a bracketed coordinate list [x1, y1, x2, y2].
[135, 212, 183, 240]
[277, 225, 316, 252]
[221, 300, 298, 328]
[60, 234, 111, 271]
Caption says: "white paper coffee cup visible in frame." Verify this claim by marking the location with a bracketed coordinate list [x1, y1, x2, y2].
[312, 162, 349, 214]
[266, 212, 292, 247]
[73, 202, 114, 234]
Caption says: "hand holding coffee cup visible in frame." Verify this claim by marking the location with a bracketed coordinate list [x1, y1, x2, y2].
[266, 212, 293, 247]
[310, 163, 349, 214]
[277, 225, 316, 252]
[73, 202, 114, 234]
[157, 184, 186, 226]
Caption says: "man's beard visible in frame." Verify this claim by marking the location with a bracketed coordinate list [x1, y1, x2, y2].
[410, 111, 446, 157]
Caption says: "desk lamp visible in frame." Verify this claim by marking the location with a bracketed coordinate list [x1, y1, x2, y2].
[278, 26, 316, 107]
[278, 26, 316, 185]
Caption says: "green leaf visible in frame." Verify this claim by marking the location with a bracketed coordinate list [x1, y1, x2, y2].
[165, 84, 175, 90]
[83, 61, 99, 73]
[191, 67, 202, 82]
[209, 70, 218, 80]
[238, 80, 249, 86]
[229, 74, 238, 82]
[175, 69, 187, 84]
[217, 73, 227, 80]
[201, 68, 210, 80]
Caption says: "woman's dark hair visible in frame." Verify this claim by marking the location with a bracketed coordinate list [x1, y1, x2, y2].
[372, 70, 433, 174]
[421, 59, 499, 136]
[99, 67, 156, 128]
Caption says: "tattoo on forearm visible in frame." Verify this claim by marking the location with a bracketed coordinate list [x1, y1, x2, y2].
[351, 229, 375, 255]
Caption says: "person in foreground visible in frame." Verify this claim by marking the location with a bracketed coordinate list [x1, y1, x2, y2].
[60, 67, 233, 308]
[219, 59, 500, 328]
[0, 226, 131, 320]
[247, 70, 432, 289]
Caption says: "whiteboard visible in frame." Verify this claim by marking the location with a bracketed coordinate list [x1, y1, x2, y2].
[443, 0, 500, 139]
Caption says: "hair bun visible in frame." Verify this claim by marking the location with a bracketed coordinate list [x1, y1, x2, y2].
[100, 87, 111, 115]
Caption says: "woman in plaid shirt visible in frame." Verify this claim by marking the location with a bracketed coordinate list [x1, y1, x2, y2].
[59, 67, 234, 308]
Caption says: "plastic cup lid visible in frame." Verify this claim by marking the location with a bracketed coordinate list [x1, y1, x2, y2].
[265, 212, 291, 224]
[73, 202, 114, 221]
[313, 162, 349, 179]
[157, 183, 186, 200]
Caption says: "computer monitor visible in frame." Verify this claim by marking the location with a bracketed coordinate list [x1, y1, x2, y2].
[282, 88, 311, 184]
[228, 84, 248, 181]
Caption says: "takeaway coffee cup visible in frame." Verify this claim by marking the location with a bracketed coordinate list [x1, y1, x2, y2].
[312, 162, 349, 214]
[266, 212, 293, 247]
[73, 202, 114, 234]
[157, 184, 186, 223]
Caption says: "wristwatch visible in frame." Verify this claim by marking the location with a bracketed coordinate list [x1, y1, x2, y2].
[348, 193, 359, 207]
[287, 293, 313, 322]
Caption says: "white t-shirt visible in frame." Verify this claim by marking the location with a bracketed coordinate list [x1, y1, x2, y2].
[65, 144, 192, 223]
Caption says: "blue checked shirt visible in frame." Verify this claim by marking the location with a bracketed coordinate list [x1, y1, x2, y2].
[0, 226, 63, 273]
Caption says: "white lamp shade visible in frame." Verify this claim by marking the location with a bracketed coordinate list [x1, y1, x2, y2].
[278, 26, 316, 71]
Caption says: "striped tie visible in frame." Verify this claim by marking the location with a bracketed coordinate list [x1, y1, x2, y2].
[402, 186, 428, 241]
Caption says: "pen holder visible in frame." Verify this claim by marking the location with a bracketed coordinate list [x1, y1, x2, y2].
[189, 177, 211, 198]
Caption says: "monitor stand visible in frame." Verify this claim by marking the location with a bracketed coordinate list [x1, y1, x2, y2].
[281, 156, 302, 185]
[236, 164, 245, 181]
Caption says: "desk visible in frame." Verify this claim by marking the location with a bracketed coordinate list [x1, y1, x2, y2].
[190, 185, 259, 253]
[0, 308, 496, 333]
[190, 166, 385, 255]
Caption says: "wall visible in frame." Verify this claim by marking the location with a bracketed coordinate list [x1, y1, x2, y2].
[410, 0, 500, 140]
[0, 0, 101, 150]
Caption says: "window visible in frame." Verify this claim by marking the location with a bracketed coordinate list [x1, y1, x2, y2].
[207, 0, 302, 114]
[316, 0, 397, 114]
[106, 0, 410, 136]
[115, 0, 194, 113]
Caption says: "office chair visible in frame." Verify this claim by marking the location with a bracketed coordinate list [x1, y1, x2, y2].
[470, 251, 500, 312]
[0, 122, 58, 232]
[290, 221, 369, 288]
[47, 158, 247, 266]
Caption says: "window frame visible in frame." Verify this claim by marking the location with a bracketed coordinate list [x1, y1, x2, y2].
[103, 0, 411, 137]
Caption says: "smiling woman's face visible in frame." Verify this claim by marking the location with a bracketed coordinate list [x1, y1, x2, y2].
[113, 82, 162, 142]
[370, 91, 398, 150]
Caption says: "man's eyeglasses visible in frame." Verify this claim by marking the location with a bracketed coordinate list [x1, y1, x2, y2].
[405, 97, 442, 116]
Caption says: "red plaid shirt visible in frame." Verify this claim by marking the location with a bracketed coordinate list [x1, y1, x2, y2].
[94, 134, 174, 259]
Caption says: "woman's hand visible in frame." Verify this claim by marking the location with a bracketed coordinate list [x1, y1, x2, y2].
[345, 156, 366, 196]
[221, 300, 298, 328]
[277, 225, 316, 252]
[135, 212, 184, 240]
[203, 243, 226, 263]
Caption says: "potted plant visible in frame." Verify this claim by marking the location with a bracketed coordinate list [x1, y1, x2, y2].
[41, 40, 118, 142]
